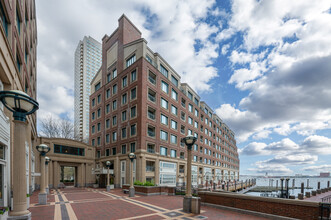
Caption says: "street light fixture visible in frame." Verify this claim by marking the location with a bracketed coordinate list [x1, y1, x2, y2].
[36, 144, 50, 204]
[45, 157, 51, 194]
[181, 135, 197, 213]
[106, 161, 111, 192]
[128, 153, 136, 197]
[0, 90, 38, 219]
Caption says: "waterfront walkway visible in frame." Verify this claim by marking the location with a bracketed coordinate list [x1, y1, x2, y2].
[29, 188, 268, 220]
[304, 190, 331, 202]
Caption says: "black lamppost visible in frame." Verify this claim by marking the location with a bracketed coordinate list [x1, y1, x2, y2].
[106, 161, 111, 192]
[0, 90, 38, 218]
[181, 135, 197, 213]
[36, 144, 50, 204]
[128, 153, 136, 197]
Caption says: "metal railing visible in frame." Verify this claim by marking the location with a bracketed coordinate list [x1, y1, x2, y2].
[148, 130, 155, 137]
[148, 76, 156, 84]
[148, 111, 155, 119]
[146, 166, 155, 172]
[320, 203, 331, 220]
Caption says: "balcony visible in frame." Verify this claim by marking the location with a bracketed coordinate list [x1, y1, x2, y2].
[148, 93, 156, 102]
[148, 75, 156, 84]
[148, 111, 155, 120]
[146, 166, 155, 172]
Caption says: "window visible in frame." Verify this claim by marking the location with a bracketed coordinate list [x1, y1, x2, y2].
[92, 139, 95, 146]
[181, 98, 186, 108]
[147, 126, 155, 137]
[92, 125, 95, 133]
[121, 145, 126, 154]
[181, 125, 185, 134]
[146, 55, 153, 63]
[131, 70, 137, 82]
[0, 3, 9, 36]
[97, 123, 101, 131]
[122, 110, 127, 121]
[122, 127, 127, 138]
[171, 89, 178, 101]
[112, 147, 117, 155]
[160, 130, 168, 141]
[147, 144, 155, 153]
[97, 137, 101, 145]
[97, 108, 101, 118]
[112, 115, 117, 126]
[106, 104, 110, 114]
[195, 109, 198, 117]
[122, 76, 128, 87]
[106, 149, 110, 156]
[92, 112, 95, 120]
[171, 105, 177, 115]
[92, 99, 95, 106]
[97, 150, 101, 158]
[95, 82, 101, 91]
[171, 75, 178, 87]
[130, 143, 136, 152]
[112, 131, 117, 142]
[147, 107, 156, 120]
[161, 114, 168, 125]
[113, 84, 117, 94]
[170, 135, 177, 144]
[106, 134, 110, 143]
[112, 100, 117, 110]
[148, 71, 156, 85]
[161, 98, 168, 109]
[194, 98, 199, 106]
[180, 152, 185, 159]
[131, 87, 136, 99]
[188, 129, 192, 135]
[131, 124, 137, 136]
[126, 54, 136, 67]
[160, 146, 167, 156]
[16, 9, 20, 34]
[54, 144, 85, 156]
[106, 119, 110, 128]
[170, 149, 177, 158]
[171, 120, 177, 130]
[112, 69, 117, 79]
[106, 89, 110, 99]
[122, 93, 127, 105]
[188, 117, 193, 125]
[161, 81, 168, 94]
[131, 106, 136, 118]
[188, 104, 193, 112]
[160, 64, 168, 78]
[194, 121, 198, 128]
[194, 156, 198, 162]
[188, 91, 193, 100]
[107, 73, 111, 83]
[148, 89, 156, 102]
[181, 111, 186, 121]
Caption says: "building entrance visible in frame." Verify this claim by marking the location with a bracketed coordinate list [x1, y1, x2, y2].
[60, 166, 76, 187]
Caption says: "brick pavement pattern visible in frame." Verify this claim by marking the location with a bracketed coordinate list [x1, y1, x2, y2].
[29, 188, 268, 219]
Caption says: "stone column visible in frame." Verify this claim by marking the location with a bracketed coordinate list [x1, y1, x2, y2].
[129, 159, 134, 197]
[53, 161, 59, 188]
[49, 161, 53, 189]
[106, 166, 110, 192]
[115, 157, 120, 188]
[38, 155, 47, 204]
[82, 163, 86, 187]
[45, 161, 49, 194]
[141, 155, 146, 182]
[9, 120, 31, 218]
[155, 158, 160, 185]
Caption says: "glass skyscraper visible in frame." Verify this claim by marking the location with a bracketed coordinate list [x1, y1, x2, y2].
[74, 36, 102, 142]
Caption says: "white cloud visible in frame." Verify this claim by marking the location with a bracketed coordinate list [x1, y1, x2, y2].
[248, 164, 293, 175]
[304, 164, 331, 172]
[221, 44, 230, 55]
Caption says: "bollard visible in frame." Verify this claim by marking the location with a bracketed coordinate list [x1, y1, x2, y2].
[301, 182, 304, 194]
[292, 179, 295, 189]
[307, 179, 309, 188]
[305, 192, 311, 198]
[321, 188, 326, 193]
[312, 190, 317, 196]
[289, 195, 295, 199]
[317, 189, 321, 194]
[298, 193, 304, 200]
[318, 182, 320, 190]
[276, 180, 278, 190]
[191, 197, 201, 214]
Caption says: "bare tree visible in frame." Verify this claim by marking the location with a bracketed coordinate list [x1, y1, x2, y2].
[39, 115, 76, 140]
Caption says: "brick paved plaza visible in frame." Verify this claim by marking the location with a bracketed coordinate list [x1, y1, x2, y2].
[29, 188, 267, 220]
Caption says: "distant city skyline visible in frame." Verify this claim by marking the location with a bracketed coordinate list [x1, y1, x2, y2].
[36, 0, 331, 175]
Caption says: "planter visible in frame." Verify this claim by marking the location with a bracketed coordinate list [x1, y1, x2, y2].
[109, 184, 114, 189]
[0, 212, 8, 220]
[122, 184, 175, 196]
[93, 184, 99, 188]
[27, 196, 30, 209]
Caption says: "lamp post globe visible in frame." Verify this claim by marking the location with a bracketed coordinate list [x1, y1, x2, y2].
[0, 90, 39, 121]
[128, 152, 136, 161]
[0, 90, 39, 218]
[36, 144, 50, 156]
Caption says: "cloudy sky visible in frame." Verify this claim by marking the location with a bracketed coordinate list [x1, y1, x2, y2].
[36, 0, 331, 176]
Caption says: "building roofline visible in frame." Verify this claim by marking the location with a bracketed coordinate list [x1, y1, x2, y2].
[118, 14, 142, 35]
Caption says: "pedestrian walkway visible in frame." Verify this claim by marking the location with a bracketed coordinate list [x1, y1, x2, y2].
[29, 188, 268, 220]
[304, 190, 331, 202]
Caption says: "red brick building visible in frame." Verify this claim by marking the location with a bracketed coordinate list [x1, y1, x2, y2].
[89, 15, 239, 188]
